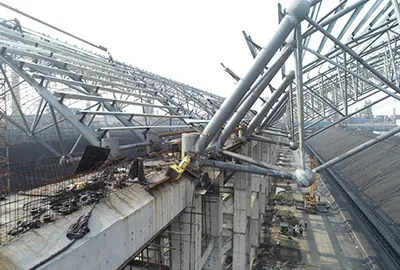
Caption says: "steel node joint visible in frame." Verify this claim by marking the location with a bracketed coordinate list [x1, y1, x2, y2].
[287, 0, 311, 23]
[294, 168, 314, 187]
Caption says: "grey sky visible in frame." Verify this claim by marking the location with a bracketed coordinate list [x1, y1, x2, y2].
[1, 0, 399, 116]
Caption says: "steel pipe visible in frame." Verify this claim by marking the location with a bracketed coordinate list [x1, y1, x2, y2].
[201, 159, 294, 180]
[262, 129, 288, 138]
[196, 0, 311, 155]
[248, 135, 298, 150]
[295, 23, 306, 169]
[391, 0, 400, 26]
[260, 92, 289, 130]
[119, 142, 152, 151]
[220, 149, 286, 172]
[245, 71, 294, 136]
[303, 46, 400, 101]
[313, 125, 400, 173]
[0, 54, 101, 147]
[218, 47, 294, 147]
[201, 159, 314, 187]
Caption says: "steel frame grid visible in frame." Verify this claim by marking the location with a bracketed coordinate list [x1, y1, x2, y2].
[0, 0, 400, 232]
[0, 10, 227, 159]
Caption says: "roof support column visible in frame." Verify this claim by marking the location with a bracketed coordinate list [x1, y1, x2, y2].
[245, 72, 294, 136]
[218, 47, 293, 148]
[203, 173, 224, 270]
[232, 143, 251, 270]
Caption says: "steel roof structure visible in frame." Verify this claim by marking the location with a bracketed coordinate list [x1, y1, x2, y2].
[0, 0, 400, 183]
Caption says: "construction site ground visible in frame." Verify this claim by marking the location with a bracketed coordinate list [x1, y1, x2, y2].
[253, 149, 367, 270]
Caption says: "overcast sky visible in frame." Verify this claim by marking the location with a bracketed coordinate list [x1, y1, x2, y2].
[1, 0, 399, 116]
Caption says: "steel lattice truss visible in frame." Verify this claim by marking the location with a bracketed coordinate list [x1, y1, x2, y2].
[0, 10, 227, 157]
[189, 0, 400, 184]
[1, 0, 400, 167]
[2, 0, 400, 262]
[298, 0, 400, 132]
[238, 0, 400, 140]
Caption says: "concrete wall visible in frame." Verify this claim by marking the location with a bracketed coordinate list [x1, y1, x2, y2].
[0, 178, 196, 270]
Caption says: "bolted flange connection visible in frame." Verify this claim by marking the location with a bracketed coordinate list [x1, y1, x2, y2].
[293, 168, 315, 187]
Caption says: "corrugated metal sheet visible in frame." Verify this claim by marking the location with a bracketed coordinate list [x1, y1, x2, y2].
[308, 128, 400, 234]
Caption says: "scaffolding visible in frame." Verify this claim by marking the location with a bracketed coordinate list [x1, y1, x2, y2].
[0, 63, 9, 192]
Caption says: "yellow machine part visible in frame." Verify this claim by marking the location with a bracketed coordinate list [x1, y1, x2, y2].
[304, 155, 318, 212]
[167, 156, 191, 181]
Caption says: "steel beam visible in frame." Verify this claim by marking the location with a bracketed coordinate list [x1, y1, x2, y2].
[119, 142, 152, 151]
[306, 95, 391, 140]
[303, 46, 400, 101]
[218, 47, 293, 148]
[0, 109, 61, 156]
[260, 92, 289, 130]
[248, 135, 291, 147]
[97, 125, 191, 131]
[220, 149, 286, 172]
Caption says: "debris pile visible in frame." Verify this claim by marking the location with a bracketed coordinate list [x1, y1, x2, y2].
[7, 157, 151, 238]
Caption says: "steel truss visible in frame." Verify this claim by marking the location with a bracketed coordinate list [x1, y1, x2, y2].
[0, 0, 400, 184]
[0, 5, 227, 157]
[193, 0, 400, 186]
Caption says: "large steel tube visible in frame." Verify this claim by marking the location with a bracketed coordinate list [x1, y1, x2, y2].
[245, 71, 294, 136]
[201, 159, 314, 187]
[201, 159, 295, 180]
[217, 48, 293, 148]
[196, 0, 311, 155]
[220, 149, 285, 172]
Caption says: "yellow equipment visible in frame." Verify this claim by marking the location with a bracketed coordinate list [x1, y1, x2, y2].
[304, 155, 318, 214]
[166, 156, 191, 181]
